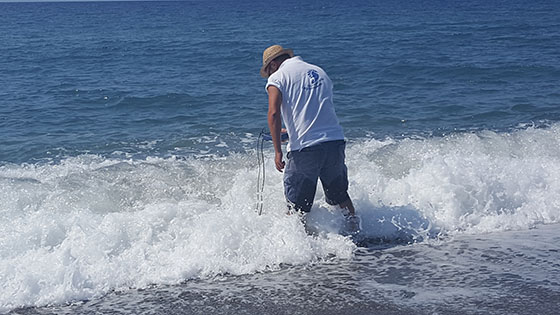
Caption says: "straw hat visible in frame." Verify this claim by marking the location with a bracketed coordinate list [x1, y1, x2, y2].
[260, 45, 294, 78]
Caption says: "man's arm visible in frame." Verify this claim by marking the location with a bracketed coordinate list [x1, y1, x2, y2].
[267, 85, 285, 172]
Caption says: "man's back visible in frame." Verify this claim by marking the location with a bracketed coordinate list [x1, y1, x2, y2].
[266, 56, 344, 152]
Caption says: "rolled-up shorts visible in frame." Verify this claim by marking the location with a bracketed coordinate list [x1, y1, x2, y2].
[284, 140, 350, 212]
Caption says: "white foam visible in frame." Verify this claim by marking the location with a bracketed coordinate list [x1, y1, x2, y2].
[345, 124, 560, 236]
[0, 154, 354, 312]
[1, 123, 560, 311]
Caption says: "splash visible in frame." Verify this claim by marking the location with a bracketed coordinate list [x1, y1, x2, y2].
[345, 124, 560, 236]
[0, 154, 354, 312]
[1, 124, 560, 311]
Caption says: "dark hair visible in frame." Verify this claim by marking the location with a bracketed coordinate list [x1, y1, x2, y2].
[273, 54, 291, 63]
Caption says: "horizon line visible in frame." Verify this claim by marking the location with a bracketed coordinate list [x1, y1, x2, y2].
[0, 0, 192, 3]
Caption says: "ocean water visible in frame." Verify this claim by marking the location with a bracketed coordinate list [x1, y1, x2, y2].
[1, 0, 560, 314]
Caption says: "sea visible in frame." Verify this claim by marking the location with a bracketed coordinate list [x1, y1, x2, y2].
[1, 0, 560, 314]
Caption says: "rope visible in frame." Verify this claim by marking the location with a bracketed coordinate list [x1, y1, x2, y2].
[256, 129, 266, 215]
[255, 129, 288, 215]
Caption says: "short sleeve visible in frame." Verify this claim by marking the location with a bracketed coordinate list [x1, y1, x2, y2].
[265, 75, 283, 95]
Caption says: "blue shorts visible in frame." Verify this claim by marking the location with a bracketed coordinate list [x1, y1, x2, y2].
[283, 140, 350, 212]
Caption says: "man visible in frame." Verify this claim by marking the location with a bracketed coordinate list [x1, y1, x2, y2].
[260, 44, 359, 229]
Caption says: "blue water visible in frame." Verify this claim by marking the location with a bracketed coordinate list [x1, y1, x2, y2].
[1, 0, 560, 314]
[1, 0, 559, 164]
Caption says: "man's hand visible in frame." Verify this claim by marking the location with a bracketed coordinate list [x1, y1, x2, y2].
[275, 151, 285, 172]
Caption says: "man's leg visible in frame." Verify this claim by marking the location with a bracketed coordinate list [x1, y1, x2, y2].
[283, 149, 321, 214]
[339, 198, 356, 216]
[341, 197, 360, 232]
[283, 149, 323, 235]
[319, 141, 352, 213]
[319, 141, 361, 233]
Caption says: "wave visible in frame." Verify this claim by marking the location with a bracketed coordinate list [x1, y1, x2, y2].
[353, 123, 560, 233]
[1, 124, 560, 311]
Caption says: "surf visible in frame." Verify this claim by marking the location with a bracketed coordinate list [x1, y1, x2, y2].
[1, 124, 560, 311]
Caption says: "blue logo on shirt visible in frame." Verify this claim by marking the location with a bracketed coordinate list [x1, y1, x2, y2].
[307, 70, 319, 84]
[304, 69, 323, 90]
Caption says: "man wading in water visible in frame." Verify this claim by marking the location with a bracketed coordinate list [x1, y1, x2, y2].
[260, 45, 360, 232]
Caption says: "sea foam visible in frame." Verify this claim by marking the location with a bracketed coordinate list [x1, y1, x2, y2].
[1, 124, 560, 311]
[0, 154, 353, 312]
[345, 124, 560, 236]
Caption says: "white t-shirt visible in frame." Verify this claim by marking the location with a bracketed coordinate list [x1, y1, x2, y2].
[266, 56, 344, 152]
